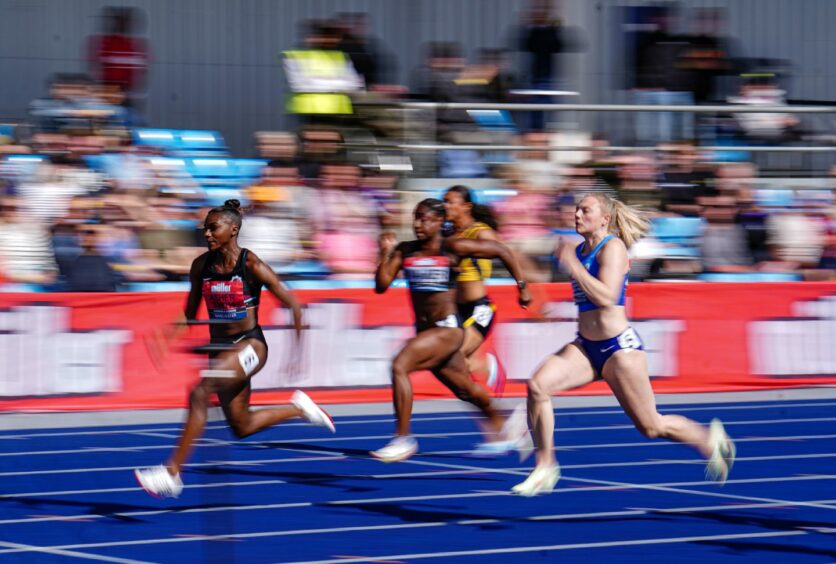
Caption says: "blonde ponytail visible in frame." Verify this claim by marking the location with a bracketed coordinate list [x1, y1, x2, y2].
[589, 193, 650, 249]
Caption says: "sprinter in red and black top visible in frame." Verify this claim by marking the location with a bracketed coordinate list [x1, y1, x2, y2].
[371, 198, 532, 463]
[134, 199, 335, 498]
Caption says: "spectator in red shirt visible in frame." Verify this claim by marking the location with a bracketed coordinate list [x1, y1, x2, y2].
[88, 7, 149, 115]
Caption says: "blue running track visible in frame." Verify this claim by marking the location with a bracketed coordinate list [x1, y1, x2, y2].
[0, 398, 835, 563]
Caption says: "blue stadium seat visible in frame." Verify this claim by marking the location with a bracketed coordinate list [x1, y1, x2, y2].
[235, 159, 268, 180]
[427, 187, 517, 207]
[132, 129, 229, 157]
[467, 109, 516, 131]
[83, 153, 125, 174]
[132, 129, 180, 151]
[649, 216, 704, 258]
[202, 186, 244, 207]
[754, 189, 794, 208]
[707, 137, 752, 163]
[3, 154, 45, 164]
[0, 124, 15, 141]
[125, 281, 191, 292]
[187, 158, 240, 183]
[698, 272, 802, 282]
[438, 150, 488, 178]
[470, 188, 518, 207]
[2, 154, 46, 181]
[175, 130, 228, 157]
[651, 217, 704, 243]
[282, 260, 332, 278]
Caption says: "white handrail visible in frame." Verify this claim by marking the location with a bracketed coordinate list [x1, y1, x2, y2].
[390, 102, 836, 113]
[344, 143, 836, 153]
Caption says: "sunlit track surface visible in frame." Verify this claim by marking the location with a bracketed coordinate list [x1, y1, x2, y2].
[0, 398, 835, 563]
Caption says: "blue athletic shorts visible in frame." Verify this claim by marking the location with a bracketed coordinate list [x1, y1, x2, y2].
[576, 326, 644, 376]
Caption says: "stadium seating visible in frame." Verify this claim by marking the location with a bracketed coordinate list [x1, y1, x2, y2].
[698, 272, 802, 282]
[648, 216, 705, 258]
[132, 128, 229, 157]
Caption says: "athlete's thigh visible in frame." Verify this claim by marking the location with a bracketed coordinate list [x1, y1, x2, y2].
[432, 350, 472, 392]
[395, 328, 463, 372]
[207, 338, 268, 417]
[601, 349, 658, 426]
[531, 342, 596, 391]
[459, 325, 485, 358]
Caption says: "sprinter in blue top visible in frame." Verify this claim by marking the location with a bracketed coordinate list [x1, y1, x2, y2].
[512, 193, 736, 496]
[372, 198, 532, 463]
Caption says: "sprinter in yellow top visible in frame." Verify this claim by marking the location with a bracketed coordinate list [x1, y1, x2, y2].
[443, 185, 515, 394]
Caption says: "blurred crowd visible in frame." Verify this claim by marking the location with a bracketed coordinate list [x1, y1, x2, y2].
[0, 2, 833, 291]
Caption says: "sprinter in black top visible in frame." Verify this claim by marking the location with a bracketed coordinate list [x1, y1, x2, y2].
[134, 199, 335, 498]
[371, 199, 532, 462]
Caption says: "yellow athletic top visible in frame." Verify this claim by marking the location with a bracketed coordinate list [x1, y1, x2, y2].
[456, 222, 493, 282]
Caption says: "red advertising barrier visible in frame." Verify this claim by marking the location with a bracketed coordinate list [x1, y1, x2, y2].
[0, 282, 834, 412]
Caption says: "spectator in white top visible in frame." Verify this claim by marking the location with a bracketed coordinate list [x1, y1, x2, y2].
[0, 198, 58, 284]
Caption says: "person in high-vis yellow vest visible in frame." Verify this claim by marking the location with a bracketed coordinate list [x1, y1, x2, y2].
[282, 47, 363, 115]
[443, 185, 514, 396]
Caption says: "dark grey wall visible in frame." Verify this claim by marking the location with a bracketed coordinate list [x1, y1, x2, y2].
[1, 0, 834, 155]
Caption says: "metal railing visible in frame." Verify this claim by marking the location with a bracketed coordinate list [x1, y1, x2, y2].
[389, 102, 836, 114]
[350, 99, 836, 175]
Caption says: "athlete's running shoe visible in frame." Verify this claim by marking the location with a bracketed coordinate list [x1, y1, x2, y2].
[370, 435, 418, 462]
[511, 464, 560, 497]
[472, 404, 533, 461]
[292, 390, 336, 433]
[134, 465, 183, 499]
[705, 418, 736, 484]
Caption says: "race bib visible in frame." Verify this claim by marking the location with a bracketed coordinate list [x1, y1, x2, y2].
[616, 327, 642, 350]
[237, 344, 260, 376]
[472, 304, 494, 327]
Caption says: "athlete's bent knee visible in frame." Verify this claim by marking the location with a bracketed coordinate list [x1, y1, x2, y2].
[527, 375, 551, 403]
[188, 384, 211, 410]
[391, 355, 411, 379]
[229, 419, 254, 439]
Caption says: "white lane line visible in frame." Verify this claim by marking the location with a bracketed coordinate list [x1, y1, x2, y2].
[126, 432, 181, 440]
[379, 452, 836, 477]
[5, 495, 836, 529]
[0, 522, 448, 554]
[0, 479, 289, 499]
[2, 436, 835, 479]
[398, 457, 836, 510]
[0, 500, 315, 525]
[284, 531, 808, 564]
[2, 471, 834, 528]
[6, 468, 830, 505]
[562, 475, 836, 512]
[0, 539, 153, 563]
[543, 432, 836, 451]
[0, 425, 231, 440]
[0, 455, 347, 477]
[4, 421, 836, 459]
[425, 433, 836, 457]
[0, 529, 806, 558]
[0, 432, 480, 458]
[3, 399, 835, 441]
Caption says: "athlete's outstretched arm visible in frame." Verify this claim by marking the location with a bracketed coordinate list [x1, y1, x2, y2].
[375, 233, 403, 294]
[183, 257, 204, 321]
[557, 237, 629, 307]
[250, 253, 303, 338]
[446, 238, 531, 308]
[147, 255, 206, 364]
